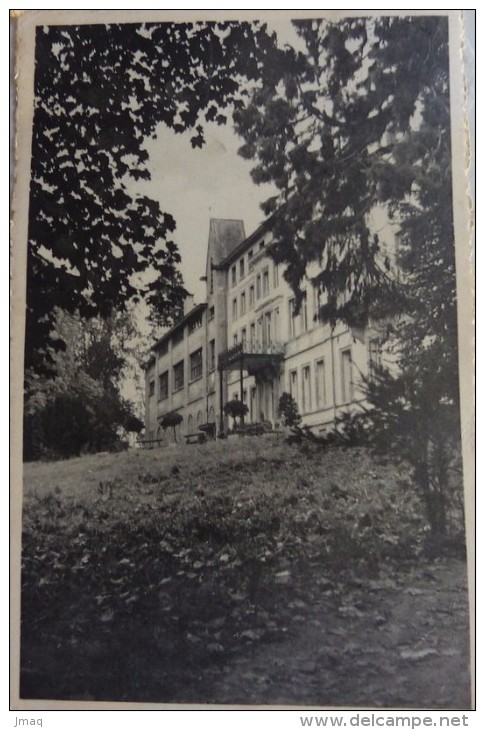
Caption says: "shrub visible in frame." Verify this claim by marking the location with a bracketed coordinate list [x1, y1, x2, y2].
[278, 392, 301, 429]
[223, 399, 248, 426]
[160, 411, 183, 442]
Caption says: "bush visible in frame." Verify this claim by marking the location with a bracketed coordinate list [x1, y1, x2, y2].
[278, 392, 301, 428]
[223, 399, 248, 425]
[160, 411, 183, 442]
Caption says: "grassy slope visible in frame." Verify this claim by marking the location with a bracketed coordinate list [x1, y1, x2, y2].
[20, 437, 470, 706]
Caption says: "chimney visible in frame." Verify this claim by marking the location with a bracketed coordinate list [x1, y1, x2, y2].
[183, 293, 195, 316]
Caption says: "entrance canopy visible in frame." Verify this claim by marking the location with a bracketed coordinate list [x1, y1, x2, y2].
[218, 340, 284, 376]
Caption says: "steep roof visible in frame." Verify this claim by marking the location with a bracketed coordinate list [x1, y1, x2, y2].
[218, 216, 274, 268]
[207, 218, 246, 265]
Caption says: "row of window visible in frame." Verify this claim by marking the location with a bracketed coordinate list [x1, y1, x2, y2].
[162, 312, 204, 352]
[231, 291, 310, 347]
[288, 341, 382, 414]
[231, 264, 278, 320]
[230, 239, 267, 287]
[288, 349, 353, 414]
[148, 341, 216, 399]
[232, 306, 279, 347]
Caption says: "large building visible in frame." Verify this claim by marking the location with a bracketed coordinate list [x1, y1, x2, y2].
[144, 214, 397, 442]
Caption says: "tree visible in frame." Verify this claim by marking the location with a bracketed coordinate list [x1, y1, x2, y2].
[27, 20, 278, 374]
[23, 310, 140, 460]
[235, 16, 461, 538]
[235, 17, 452, 323]
[161, 411, 183, 443]
[224, 399, 249, 428]
[124, 414, 144, 435]
[278, 392, 301, 429]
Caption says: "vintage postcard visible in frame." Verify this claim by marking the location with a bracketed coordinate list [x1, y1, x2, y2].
[11, 9, 474, 711]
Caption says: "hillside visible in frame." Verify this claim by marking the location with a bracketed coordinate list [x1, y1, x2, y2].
[20, 438, 471, 707]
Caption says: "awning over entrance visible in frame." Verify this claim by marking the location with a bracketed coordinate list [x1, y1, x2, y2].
[218, 340, 284, 375]
[217, 340, 285, 435]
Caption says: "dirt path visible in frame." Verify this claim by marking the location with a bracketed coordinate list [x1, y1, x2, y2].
[191, 559, 471, 708]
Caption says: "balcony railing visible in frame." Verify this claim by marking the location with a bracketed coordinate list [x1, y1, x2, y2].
[218, 339, 285, 369]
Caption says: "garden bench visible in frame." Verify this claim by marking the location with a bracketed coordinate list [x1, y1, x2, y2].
[136, 438, 164, 449]
[184, 432, 207, 445]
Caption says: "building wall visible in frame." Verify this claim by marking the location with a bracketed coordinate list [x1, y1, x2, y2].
[144, 212, 399, 440]
[146, 307, 208, 442]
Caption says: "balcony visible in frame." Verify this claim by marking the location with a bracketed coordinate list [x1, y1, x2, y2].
[218, 339, 285, 374]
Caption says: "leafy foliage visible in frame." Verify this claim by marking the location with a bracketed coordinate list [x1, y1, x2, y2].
[278, 392, 302, 429]
[23, 310, 140, 460]
[27, 21, 278, 374]
[235, 16, 452, 324]
[124, 414, 144, 434]
[224, 398, 249, 425]
[20, 440, 467, 702]
[235, 16, 462, 539]
[161, 410, 183, 442]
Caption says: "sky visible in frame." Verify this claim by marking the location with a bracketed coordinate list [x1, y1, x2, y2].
[129, 17, 304, 305]
[132, 120, 275, 304]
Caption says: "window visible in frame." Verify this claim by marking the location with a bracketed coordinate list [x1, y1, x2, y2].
[231, 265, 237, 286]
[262, 269, 269, 296]
[249, 284, 255, 307]
[341, 348, 352, 403]
[248, 248, 253, 261]
[259, 239, 265, 250]
[300, 292, 308, 333]
[369, 339, 382, 379]
[241, 327, 247, 346]
[264, 311, 272, 344]
[240, 291, 246, 315]
[249, 322, 255, 345]
[149, 380, 155, 397]
[233, 332, 238, 345]
[313, 286, 321, 323]
[188, 313, 203, 334]
[158, 340, 168, 356]
[190, 348, 203, 382]
[208, 305, 215, 321]
[158, 371, 168, 400]
[173, 360, 184, 391]
[239, 257, 245, 279]
[289, 298, 297, 339]
[256, 275, 261, 299]
[232, 298, 237, 319]
[273, 263, 279, 288]
[302, 365, 312, 413]
[289, 370, 298, 404]
[208, 339, 216, 372]
[172, 327, 184, 346]
[315, 359, 326, 408]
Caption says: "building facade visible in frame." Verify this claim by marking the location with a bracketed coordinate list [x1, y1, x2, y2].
[144, 214, 397, 441]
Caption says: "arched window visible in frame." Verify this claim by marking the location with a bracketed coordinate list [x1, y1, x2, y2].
[187, 414, 194, 434]
[196, 410, 203, 427]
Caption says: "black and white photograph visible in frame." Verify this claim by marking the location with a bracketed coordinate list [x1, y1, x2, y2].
[11, 9, 474, 710]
